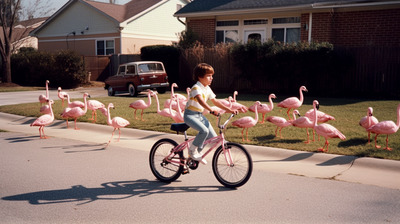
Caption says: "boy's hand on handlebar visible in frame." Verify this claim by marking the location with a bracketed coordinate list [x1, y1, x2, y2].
[210, 110, 220, 116]
[230, 109, 239, 115]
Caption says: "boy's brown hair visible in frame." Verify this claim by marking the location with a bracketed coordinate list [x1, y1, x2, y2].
[193, 63, 214, 81]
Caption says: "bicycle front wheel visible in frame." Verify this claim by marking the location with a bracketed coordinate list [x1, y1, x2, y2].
[149, 138, 183, 183]
[212, 142, 253, 188]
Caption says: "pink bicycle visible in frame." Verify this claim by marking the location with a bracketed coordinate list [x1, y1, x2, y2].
[149, 114, 253, 188]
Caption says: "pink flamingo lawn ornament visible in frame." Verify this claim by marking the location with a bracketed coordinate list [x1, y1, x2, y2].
[359, 107, 379, 144]
[129, 90, 152, 121]
[57, 87, 67, 107]
[106, 103, 130, 146]
[305, 108, 335, 123]
[249, 93, 276, 123]
[304, 107, 335, 141]
[39, 99, 54, 114]
[31, 99, 54, 139]
[65, 93, 85, 108]
[38, 80, 49, 105]
[291, 110, 315, 143]
[230, 91, 248, 113]
[60, 93, 89, 130]
[367, 103, 400, 151]
[164, 83, 187, 111]
[87, 99, 105, 123]
[152, 91, 173, 118]
[169, 95, 184, 123]
[277, 85, 307, 120]
[312, 100, 346, 152]
[266, 114, 293, 139]
[232, 101, 261, 142]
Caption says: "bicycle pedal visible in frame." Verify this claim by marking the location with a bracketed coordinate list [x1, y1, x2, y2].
[182, 169, 189, 175]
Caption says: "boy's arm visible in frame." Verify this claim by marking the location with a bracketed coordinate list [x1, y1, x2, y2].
[211, 98, 237, 115]
[194, 95, 214, 113]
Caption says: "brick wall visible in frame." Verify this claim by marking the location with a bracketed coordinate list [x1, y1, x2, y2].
[187, 19, 216, 46]
[306, 8, 400, 47]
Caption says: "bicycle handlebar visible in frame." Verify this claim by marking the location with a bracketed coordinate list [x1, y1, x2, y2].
[217, 113, 235, 130]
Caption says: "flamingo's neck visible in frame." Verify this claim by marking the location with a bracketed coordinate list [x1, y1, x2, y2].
[254, 104, 259, 122]
[269, 96, 274, 110]
[107, 105, 112, 125]
[299, 88, 304, 103]
[46, 82, 49, 98]
[49, 101, 54, 119]
[313, 104, 318, 127]
[66, 95, 71, 104]
[83, 95, 88, 113]
[147, 92, 152, 106]
[171, 85, 175, 96]
[396, 104, 400, 127]
[155, 94, 161, 113]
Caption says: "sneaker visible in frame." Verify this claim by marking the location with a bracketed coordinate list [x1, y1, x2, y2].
[189, 147, 202, 160]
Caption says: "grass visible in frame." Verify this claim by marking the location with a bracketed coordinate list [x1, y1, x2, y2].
[0, 90, 399, 160]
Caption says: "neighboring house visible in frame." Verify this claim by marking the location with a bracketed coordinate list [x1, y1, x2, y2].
[0, 17, 47, 54]
[174, 0, 400, 47]
[30, 0, 189, 55]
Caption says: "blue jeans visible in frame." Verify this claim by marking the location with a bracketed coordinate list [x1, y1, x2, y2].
[184, 109, 217, 152]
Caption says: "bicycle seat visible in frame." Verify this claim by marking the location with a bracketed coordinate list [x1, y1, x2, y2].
[170, 123, 190, 133]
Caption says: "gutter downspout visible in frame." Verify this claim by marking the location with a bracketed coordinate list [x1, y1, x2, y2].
[177, 17, 186, 26]
[308, 13, 312, 43]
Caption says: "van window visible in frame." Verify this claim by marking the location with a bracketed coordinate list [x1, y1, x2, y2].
[127, 65, 136, 74]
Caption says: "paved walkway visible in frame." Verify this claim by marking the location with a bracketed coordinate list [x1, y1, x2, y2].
[0, 87, 400, 190]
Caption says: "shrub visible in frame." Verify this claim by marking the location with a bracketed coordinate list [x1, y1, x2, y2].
[11, 49, 87, 88]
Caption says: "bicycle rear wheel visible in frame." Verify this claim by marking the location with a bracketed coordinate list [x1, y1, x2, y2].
[212, 142, 253, 188]
[149, 138, 183, 183]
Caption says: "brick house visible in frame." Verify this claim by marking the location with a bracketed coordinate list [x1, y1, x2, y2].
[174, 0, 400, 48]
[30, 0, 189, 56]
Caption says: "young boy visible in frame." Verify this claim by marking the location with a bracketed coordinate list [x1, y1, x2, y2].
[184, 63, 238, 164]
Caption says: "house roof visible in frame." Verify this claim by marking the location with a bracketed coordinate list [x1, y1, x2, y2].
[84, 0, 162, 23]
[174, 0, 400, 16]
[0, 17, 47, 44]
[30, 0, 164, 36]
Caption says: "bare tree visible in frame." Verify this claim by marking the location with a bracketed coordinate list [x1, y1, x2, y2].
[0, 0, 21, 83]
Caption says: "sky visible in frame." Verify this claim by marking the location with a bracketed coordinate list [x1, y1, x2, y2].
[21, 0, 131, 19]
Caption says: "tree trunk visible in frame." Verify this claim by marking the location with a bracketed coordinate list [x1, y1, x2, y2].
[1, 54, 12, 83]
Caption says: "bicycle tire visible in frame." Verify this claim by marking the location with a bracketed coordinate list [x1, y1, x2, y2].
[149, 138, 183, 183]
[212, 142, 253, 188]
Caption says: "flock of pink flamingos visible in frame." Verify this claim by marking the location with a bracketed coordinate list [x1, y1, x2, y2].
[31, 81, 399, 151]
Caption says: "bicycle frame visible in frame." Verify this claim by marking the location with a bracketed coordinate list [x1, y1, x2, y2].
[165, 114, 236, 167]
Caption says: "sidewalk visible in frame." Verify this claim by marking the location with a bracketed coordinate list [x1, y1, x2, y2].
[1, 111, 399, 190]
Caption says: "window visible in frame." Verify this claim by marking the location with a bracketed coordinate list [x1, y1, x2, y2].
[216, 30, 239, 43]
[216, 20, 239, 43]
[96, 40, 114, 55]
[271, 17, 301, 43]
[273, 17, 300, 24]
[272, 28, 300, 43]
[127, 65, 136, 74]
[216, 20, 239, 26]
[244, 19, 268, 25]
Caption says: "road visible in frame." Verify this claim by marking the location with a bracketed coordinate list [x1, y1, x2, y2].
[1, 88, 400, 223]
[1, 131, 400, 224]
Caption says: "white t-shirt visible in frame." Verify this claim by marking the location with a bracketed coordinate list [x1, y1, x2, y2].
[185, 81, 216, 112]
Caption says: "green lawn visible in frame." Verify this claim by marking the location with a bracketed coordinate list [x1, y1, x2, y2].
[0, 90, 399, 160]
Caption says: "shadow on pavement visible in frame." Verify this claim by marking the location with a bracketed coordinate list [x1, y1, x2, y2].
[2, 179, 232, 205]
